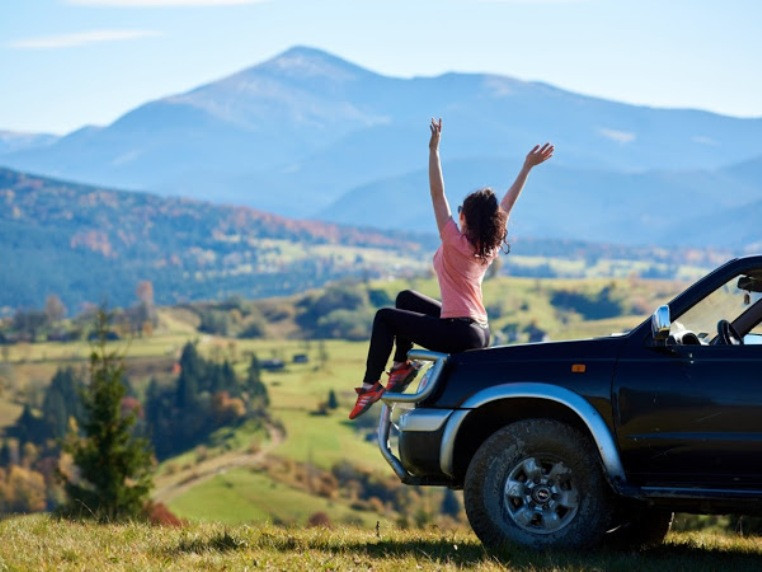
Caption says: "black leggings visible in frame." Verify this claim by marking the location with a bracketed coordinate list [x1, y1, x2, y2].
[363, 290, 490, 384]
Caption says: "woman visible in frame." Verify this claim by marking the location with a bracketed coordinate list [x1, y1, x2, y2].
[349, 118, 553, 419]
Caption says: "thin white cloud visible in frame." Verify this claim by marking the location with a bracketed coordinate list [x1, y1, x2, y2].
[10, 29, 162, 49]
[68, 0, 265, 6]
[692, 135, 718, 146]
[598, 128, 636, 144]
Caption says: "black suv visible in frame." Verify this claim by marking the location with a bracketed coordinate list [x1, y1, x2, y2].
[377, 255, 762, 550]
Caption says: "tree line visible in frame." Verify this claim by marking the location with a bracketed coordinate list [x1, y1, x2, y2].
[0, 319, 270, 517]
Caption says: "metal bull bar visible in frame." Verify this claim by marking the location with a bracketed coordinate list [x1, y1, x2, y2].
[376, 350, 449, 483]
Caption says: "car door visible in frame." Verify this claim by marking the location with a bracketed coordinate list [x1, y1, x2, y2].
[616, 341, 762, 488]
[614, 275, 762, 488]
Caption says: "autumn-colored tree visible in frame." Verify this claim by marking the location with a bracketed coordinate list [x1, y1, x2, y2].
[132, 280, 157, 336]
[45, 294, 67, 323]
[0, 465, 47, 513]
[135, 281, 154, 306]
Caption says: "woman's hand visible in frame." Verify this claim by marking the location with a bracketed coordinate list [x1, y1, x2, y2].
[524, 143, 554, 168]
[429, 117, 442, 151]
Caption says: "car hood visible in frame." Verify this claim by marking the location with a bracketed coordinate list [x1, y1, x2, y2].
[454, 336, 627, 364]
[428, 336, 627, 409]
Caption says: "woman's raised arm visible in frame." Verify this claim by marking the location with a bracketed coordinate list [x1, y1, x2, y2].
[500, 143, 554, 220]
[428, 118, 453, 235]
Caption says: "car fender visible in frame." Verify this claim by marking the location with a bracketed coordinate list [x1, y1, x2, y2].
[440, 382, 627, 489]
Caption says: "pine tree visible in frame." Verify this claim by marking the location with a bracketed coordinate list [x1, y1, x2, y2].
[208, 360, 238, 395]
[43, 390, 68, 442]
[176, 342, 202, 408]
[143, 377, 176, 460]
[0, 439, 12, 467]
[220, 360, 237, 395]
[318, 340, 329, 370]
[60, 309, 154, 522]
[12, 404, 46, 446]
[327, 389, 339, 410]
[245, 354, 269, 412]
[42, 367, 83, 441]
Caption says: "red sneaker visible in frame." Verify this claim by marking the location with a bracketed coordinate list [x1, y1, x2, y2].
[349, 382, 385, 420]
[386, 361, 421, 393]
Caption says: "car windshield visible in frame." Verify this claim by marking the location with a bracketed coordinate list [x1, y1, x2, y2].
[672, 274, 762, 339]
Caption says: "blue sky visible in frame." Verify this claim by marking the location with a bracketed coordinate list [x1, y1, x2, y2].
[2, 0, 760, 134]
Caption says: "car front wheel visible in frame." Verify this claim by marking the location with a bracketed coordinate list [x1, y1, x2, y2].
[464, 418, 615, 551]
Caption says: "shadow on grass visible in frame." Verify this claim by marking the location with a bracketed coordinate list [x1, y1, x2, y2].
[172, 531, 248, 554]
[167, 531, 762, 570]
[333, 539, 762, 571]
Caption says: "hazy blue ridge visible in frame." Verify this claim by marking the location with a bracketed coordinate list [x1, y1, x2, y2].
[2, 46, 762, 229]
[317, 156, 761, 247]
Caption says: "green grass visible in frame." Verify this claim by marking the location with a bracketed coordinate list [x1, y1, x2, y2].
[169, 468, 388, 528]
[269, 408, 388, 473]
[219, 337, 391, 472]
[2, 515, 762, 571]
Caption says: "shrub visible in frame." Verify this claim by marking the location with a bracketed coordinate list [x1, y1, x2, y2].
[306, 511, 333, 528]
[550, 284, 624, 320]
[145, 501, 184, 527]
[238, 317, 267, 339]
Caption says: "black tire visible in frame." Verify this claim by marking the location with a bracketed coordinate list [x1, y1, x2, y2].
[605, 503, 673, 550]
[463, 419, 615, 551]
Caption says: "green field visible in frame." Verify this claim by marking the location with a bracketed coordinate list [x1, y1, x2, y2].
[169, 468, 389, 528]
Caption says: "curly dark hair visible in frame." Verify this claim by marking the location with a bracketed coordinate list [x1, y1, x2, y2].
[460, 188, 509, 260]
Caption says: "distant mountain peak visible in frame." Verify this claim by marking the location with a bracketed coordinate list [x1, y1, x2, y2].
[254, 45, 377, 82]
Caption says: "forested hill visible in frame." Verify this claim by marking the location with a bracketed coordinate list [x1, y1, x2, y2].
[0, 168, 429, 311]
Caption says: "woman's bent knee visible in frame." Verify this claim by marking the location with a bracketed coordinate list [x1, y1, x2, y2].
[395, 290, 416, 308]
[374, 307, 394, 325]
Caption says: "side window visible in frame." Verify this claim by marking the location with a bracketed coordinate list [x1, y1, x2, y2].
[671, 276, 743, 340]
[671, 274, 762, 344]
[744, 323, 762, 345]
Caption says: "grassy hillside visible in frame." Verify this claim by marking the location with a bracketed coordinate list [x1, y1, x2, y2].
[0, 274, 689, 528]
[2, 515, 762, 571]
[0, 167, 429, 310]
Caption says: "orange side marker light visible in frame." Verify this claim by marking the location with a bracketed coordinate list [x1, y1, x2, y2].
[571, 364, 586, 373]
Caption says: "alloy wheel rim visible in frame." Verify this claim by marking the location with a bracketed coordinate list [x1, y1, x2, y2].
[502, 455, 580, 534]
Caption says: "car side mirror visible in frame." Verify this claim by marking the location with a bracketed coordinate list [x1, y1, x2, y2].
[651, 305, 671, 342]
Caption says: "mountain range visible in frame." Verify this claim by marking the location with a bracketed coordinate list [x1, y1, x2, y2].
[2, 46, 761, 249]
